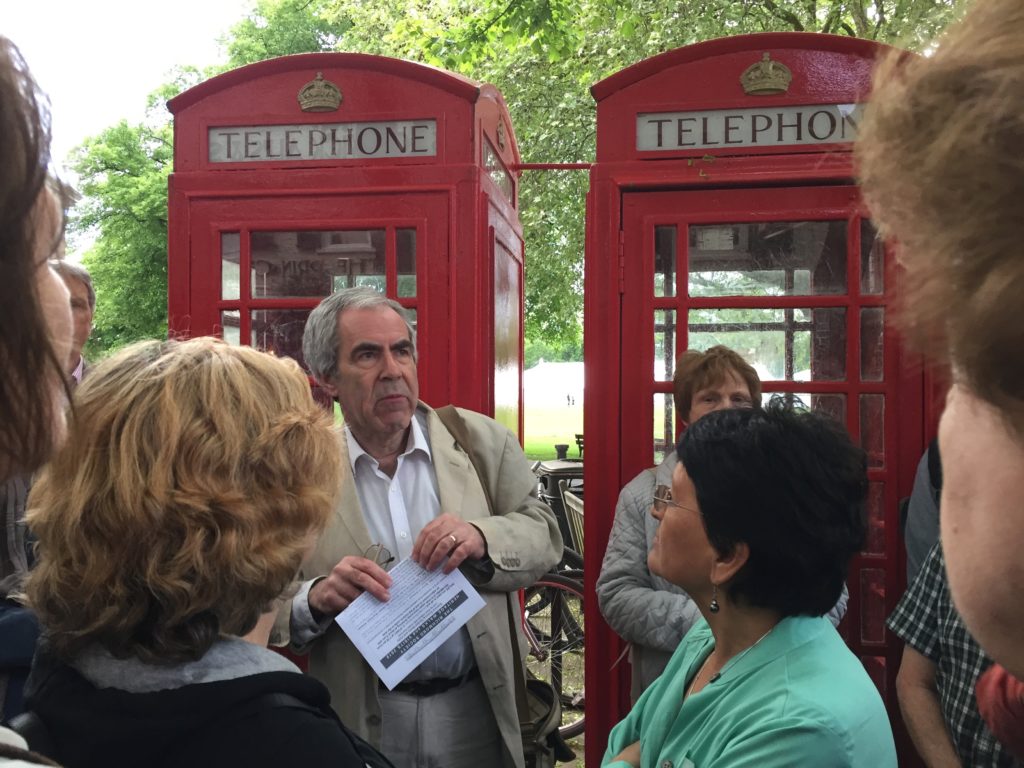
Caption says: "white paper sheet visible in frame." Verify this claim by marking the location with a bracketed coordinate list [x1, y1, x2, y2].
[335, 557, 486, 690]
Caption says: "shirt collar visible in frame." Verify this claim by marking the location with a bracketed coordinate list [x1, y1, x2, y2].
[344, 410, 432, 473]
[71, 355, 85, 384]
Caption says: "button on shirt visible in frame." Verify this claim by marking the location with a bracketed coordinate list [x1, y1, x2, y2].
[346, 413, 438, 567]
[293, 412, 475, 683]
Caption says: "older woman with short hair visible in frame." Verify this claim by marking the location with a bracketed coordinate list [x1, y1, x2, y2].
[23, 338, 391, 768]
[603, 402, 896, 767]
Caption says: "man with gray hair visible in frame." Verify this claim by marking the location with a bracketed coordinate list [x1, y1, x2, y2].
[49, 260, 94, 385]
[275, 286, 562, 768]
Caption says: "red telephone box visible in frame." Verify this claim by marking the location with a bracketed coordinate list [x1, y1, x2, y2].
[167, 53, 525, 431]
[584, 33, 934, 765]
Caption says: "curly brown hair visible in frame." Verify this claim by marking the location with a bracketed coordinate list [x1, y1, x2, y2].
[857, 0, 1024, 436]
[25, 338, 341, 663]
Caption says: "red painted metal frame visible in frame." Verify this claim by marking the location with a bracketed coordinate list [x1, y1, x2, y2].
[620, 185, 874, 477]
[168, 53, 526, 422]
[510, 162, 592, 170]
[484, 188, 528, 436]
[618, 184, 911, 722]
[585, 33, 928, 767]
[593, 32, 897, 164]
[187, 193, 447, 391]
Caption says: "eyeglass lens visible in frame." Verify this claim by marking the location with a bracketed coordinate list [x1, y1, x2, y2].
[365, 544, 394, 567]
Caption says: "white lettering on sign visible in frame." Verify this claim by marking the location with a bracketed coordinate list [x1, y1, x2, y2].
[208, 120, 437, 162]
[636, 104, 864, 152]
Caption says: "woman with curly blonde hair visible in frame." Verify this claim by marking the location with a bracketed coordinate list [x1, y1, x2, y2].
[22, 338, 391, 768]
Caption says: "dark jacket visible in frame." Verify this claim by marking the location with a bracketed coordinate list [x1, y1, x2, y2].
[26, 651, 389, 768]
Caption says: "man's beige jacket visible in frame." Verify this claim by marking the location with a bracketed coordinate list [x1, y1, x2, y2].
[273, 403, 562, 768]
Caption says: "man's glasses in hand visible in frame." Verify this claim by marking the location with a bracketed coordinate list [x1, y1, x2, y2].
[363, 543, 396, 570]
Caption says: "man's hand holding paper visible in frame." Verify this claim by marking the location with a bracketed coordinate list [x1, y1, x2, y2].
[336, 557, 486, 690]
[309, 555, 393, 618]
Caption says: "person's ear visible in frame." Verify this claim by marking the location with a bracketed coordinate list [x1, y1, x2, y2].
[319, 378, 339, 399]
[710, 541, 749, 586]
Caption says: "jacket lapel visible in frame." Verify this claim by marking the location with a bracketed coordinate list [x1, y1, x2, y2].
[331, 429, 373, 555]
[423, 404, 488, 524]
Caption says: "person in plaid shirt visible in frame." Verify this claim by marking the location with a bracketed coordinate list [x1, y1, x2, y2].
[888, 542, 1021, 767]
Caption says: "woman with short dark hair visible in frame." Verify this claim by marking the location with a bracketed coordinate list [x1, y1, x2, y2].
[598, 347, 848, 702]
[597, 346, 761, 701]
[603, 402, 896, 767]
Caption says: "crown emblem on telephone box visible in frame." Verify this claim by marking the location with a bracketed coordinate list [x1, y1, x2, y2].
[298, 73, 342, 112]
[740, 53, 793, 95]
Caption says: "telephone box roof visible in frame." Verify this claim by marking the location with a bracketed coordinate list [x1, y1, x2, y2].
[168, 51, 482, 113]
[591, 32, 891, 102]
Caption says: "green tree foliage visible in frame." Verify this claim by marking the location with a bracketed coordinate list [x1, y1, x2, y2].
[72, 0, 960, 356]
[222, 0, 351, 68]
[525, 335, 583, 369]
[73, 6, 342, 357]
[322, 0, 960, 346]
[74, 117, 172, 358]
[71, 70, 211, 358]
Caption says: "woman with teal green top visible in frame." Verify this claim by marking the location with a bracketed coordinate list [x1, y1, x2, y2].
[603, 401, 896, 768]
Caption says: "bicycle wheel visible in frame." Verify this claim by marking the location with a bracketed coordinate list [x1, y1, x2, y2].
[523, 573, 585, 739]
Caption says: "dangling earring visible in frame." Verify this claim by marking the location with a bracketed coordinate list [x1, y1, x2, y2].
[709, 585, 720, 614]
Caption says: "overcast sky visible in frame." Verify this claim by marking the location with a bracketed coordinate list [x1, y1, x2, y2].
[3, 0, 253, 170]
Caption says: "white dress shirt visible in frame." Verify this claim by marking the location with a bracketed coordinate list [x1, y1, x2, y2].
[291, 411, 475, 681]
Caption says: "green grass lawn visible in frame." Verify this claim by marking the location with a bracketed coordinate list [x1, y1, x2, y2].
[523, 404, 584, 460]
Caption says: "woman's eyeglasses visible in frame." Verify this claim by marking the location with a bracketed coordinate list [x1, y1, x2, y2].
[363, 543, 396, 569]
[652, 486, 700, 515]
